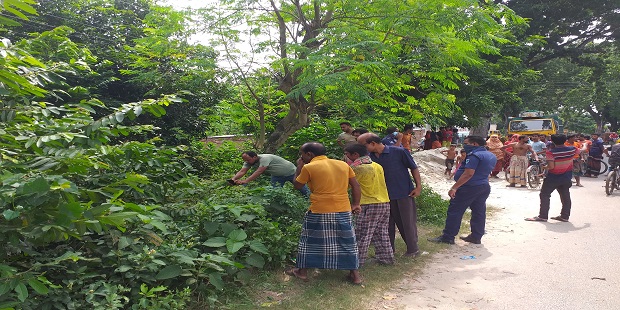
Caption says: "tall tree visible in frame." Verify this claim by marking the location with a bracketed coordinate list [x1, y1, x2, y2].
[6, 0, 228, 144]
[205, 0, 525, 152]
[498, 0, 620, 67]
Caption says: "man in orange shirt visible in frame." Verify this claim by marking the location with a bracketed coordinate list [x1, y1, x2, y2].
[287, 142, 363, 284]
[564, 134, 583, 187]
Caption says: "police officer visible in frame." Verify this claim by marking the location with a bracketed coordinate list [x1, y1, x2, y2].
[428, 135, 497, 245]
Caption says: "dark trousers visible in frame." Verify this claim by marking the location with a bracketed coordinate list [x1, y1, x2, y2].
[270, 175, 310, 197]
[389, 197, 419, 254]
[442, 183, 491, 240]
[538, 176, 572, 219]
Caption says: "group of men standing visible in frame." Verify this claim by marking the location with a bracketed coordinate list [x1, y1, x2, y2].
[233, 123, 502, 284]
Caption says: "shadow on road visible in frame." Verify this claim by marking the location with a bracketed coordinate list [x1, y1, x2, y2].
[541, 221, 591, 233]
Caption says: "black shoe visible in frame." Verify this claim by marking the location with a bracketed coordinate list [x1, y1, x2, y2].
[459, 234, 482, 244]
[427, 236, 455, 244]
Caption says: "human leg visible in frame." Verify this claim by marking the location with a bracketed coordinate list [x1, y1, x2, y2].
[296, 212, 359, 270]
[508, 157, 516, 185]
[355, 204, 376, 266]
[538, 177, 557, 220]
[468, 184, 491, 240]
[275, 174, 310, 197]
[369, 203, 394, 264]
[391, 197, 419, 254]
[441, 189, 476, 240]
[556, 178, 572, 219]
[388, 201, 399, 252]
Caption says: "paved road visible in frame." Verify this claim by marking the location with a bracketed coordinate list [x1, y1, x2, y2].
[389, 175, 620, 310]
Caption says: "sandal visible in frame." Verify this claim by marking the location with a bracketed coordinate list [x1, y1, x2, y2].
[346, 273, 363, 285]
[550, 216, 569, 222]
[285, 268, 308, 281]
[524, 216, 547, 222]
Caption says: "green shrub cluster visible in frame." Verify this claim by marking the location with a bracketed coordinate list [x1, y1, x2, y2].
[416, 185, 450, 226]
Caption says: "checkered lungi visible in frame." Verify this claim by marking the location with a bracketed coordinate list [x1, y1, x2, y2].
[355, 203, 393, 266]
[296, 211, 359, 270]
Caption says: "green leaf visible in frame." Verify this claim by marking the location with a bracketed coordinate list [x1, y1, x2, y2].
[203, 237, 226, 247]
[0, 282, 11, 295]
[14, 283, 28, 302]
[226, 240, 244, 254]
[19, 177, 49, 195]
[2, 210, 20, 221]
[27, 278, 48, 295]
[248, 240, 269, 254]
[203, 221, 219, 235]
[208, 273, 225, 290]
[155, 265, 182, 280]
[245, 253, 265, 268]
[228, 229, 247, 241]
[118, 236, 131, 250]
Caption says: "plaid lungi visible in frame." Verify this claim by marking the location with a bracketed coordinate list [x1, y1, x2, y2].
[355, 203, 393, 266]
[296, 211, 359, 270]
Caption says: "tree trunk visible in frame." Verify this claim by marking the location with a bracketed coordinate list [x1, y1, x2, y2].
[469, 115, 492, 137]
[262, 97, 311, 153]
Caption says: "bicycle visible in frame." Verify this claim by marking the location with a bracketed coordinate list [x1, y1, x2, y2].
[581, 156, 609, 177]
[605, 164, 620, 195]
[526, 154, 545, 189]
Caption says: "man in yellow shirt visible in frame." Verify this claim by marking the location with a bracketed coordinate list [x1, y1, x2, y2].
[286, 142, 363, 284]
[344, 143, 394, 266]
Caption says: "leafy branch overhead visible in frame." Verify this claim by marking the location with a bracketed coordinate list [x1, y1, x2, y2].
[205, 0, 526, 151]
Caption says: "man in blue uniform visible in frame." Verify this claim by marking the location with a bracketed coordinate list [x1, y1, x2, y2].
[428, 135, 497, 245]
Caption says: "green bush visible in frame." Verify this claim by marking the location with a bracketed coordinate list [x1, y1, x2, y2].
[278, 119, 343, 162]
[416, 185, 449, 226]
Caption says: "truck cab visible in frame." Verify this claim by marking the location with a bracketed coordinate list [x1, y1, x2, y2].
[507, 111, 561, 136]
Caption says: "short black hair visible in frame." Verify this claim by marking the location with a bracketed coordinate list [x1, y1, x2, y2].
[344, 143, 368, 156]
[593, 133, 601, 136]
[385, 127, 397, 135]
[465, 135, 486, 146]
[583, 135, 591, 140]
[550, 134, 567, 145]
[567, 134, 577, 140]
[352, 128, 368, 135]
[365, 133, 382, 144]
[339, 122, 352, 126]
[242, 151, 258, 158]
[404, 124, 414, 131]
[519, 135, 529, 140]
[301, 142, 326, 156]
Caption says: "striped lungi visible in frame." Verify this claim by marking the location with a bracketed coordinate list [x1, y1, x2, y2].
[508, 155, 528, 186]
[296, 211, 359, 270]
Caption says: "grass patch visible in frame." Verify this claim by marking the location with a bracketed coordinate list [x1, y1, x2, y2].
[225, 225, 453, 310]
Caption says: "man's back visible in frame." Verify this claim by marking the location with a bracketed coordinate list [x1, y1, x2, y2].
[297, 156, 353, 213]
[370, 146, 417, 200]
[546, 146, 577, 179]
[351, 162, 389, 205]
[243, 154, 296, 176]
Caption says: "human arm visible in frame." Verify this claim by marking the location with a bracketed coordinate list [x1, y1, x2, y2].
[348, 177, 362, 214]
[232, 167, 250, 181]
[501, 142, 515, 150]
[409, 167, 422, 197]
[448, 168, 475, 199]
[293, 158, 306, 190]
[528, 145, 539, 161]
[235, 166, 267, 184]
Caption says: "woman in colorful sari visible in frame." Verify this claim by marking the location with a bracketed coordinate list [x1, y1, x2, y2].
[487, 134, 505, 177]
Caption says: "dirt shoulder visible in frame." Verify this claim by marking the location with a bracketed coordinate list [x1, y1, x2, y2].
[371, 150, 620, 310]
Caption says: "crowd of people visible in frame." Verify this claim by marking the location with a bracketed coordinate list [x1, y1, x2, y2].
[230, 122, 620, 285]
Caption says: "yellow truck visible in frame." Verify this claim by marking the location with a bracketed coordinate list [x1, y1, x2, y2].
[507, 111, 561, 136]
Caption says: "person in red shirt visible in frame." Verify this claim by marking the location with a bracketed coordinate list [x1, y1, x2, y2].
[526, 134, 580, 222]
